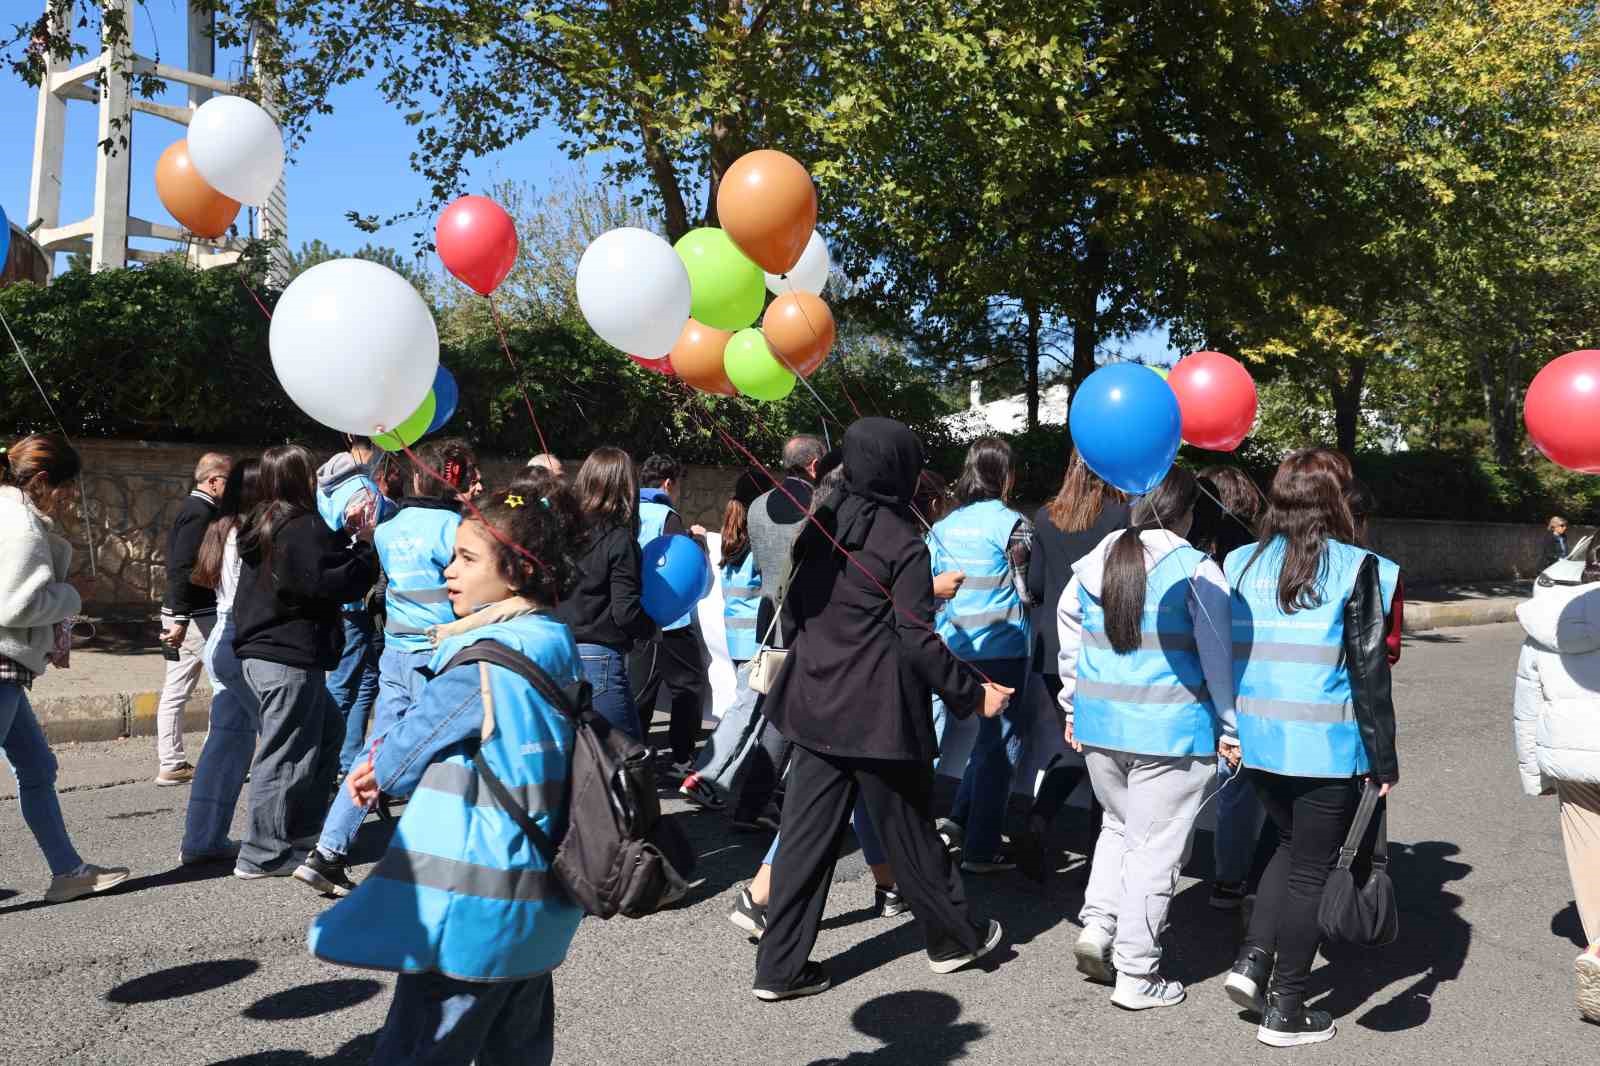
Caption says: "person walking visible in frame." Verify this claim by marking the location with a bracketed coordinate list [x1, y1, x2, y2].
[554, 447, 657, 740]
[154, 451, 233, 786]
[1545, 515, 1571, 570]
[1221, 447, 1400, 1048]
[1056, 467, 1237, 1010]
[931, 437, 1035, 873]
[752, 418, 1012, 1002]
[1512, 550, 1600, 1023]
[309, 491, 583, 1065]
[0, 434, 129, 902]
[231, 445, 379, 882]
[180, 459, 262, 866]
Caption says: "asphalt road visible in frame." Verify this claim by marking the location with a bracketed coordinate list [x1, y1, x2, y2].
[1, 621, 1593, 1065]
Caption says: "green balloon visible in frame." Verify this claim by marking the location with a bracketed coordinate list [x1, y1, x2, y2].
[1146, 364, 1170, 380]
[724, 329, 795, 402]
[674, 227, 765, 331]
[373, 390, 437, 452]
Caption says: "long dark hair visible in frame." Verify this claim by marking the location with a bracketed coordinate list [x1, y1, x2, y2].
[573, 446, 639, 540]
[467, 491, 576, 606]
[1045, 450, 1127, 533]
[193, 458, 260, 589]
[913, 469, 951, 526]
[951, 436, 1013, 507]
[410, 437, 477, 499]
[237, 444, 318, 576]
[1102, 467, 1199, 654]
[720, 498, 750, 568]
[1243, 448, 1356, 613]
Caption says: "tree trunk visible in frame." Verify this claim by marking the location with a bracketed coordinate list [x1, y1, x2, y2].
[1476, 342, 1524, 466]
[1070, 239, 1108, 388]
[1327, 354, 1368, 457]
[1024, 297, 1041, 432]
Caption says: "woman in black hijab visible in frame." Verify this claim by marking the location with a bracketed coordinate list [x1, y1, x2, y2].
[753, 418, 1014, 1001]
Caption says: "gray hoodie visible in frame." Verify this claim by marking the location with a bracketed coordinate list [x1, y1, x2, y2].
[1056, 528, 1237, 742]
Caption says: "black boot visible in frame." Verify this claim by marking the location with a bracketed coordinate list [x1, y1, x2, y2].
[1224, 946, 1271, 1014]
[1257, 991, 1335, 1048]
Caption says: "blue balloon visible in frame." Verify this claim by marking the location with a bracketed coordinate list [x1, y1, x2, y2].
[1068, 362, 1182, 495]
[425, 367, 458, 434]
[640, 534, 710, 626]
[0, 203, 10, 269]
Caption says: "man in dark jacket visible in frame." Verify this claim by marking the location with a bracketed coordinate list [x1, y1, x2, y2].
[154, 451, 231, 786]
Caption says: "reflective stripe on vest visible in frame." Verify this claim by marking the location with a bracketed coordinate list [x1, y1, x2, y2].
[369, 849, 556, 902]
[1072, 544, 1219, 757]
[1224, 538, 1399, 778]
[377, 506, 463, 649]
[639, 498, 693, 630]
[721, 552, 763, 661]
[930, 499, 1029, 661]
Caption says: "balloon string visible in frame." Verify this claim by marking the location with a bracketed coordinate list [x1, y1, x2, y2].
[487, 295, 552, 460]
[237, 271, 274, 321]
[777, 273, 865, 421]
[667, 378, 995, 688]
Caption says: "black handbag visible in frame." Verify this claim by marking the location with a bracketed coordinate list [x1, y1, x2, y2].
[1318, 780, 1398, 947]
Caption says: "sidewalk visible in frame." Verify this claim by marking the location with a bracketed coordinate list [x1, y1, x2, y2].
[1403, 579, 1530, 633]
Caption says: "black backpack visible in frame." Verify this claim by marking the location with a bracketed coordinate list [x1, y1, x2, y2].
[441, 641, 694, 919]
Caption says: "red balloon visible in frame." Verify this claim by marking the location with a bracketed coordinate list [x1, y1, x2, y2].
[1525, 349, 1600, 471]
[627, 353, 673, 375]
[1167, 350, 1257, 451]
[436, 195, 518, 295]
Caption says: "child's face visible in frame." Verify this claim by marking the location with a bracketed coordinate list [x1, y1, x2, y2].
[445, 520, 513, 616]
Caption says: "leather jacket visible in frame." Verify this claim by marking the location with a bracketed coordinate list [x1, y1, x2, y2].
[1343, 554, 1400, 783]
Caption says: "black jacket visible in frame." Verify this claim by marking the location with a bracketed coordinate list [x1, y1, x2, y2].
[1025, 500, 1131, 674]
[165, 490, 220, 621]
[554, 524, 656, 651]
[1344, 554, 1400, 784]
[232, 511, 379, 670]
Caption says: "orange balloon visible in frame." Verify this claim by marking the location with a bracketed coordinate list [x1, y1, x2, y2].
[155, 140, 240, 239]
[716, 150, 818, 275]
[762, 292, 836, 378]
[668, 319, 737, 396]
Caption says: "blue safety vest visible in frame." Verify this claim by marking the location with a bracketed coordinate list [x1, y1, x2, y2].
[1225, 537, 1399, 778]
[930, 498, 1030, 660]
[639, 492, 692, 631]
[308, 612, 585, 982]
[317, 471, 395, 612]
[720, 551, 763, 662]
[377, 501, 463, 650]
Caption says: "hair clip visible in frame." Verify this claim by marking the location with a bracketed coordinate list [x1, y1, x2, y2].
[506, 494, 526, 508]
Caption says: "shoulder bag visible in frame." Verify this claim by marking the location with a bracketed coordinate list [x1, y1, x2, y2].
[1318, 779, 1399, 947]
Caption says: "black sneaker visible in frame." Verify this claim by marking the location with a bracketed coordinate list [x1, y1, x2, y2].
[874, 885, 910, 918]
[1224, 946, 1271, 1014]
[1210, 880, 1247, 910]
[728, 885, 766, 940]
[753, 961, 831, 1001]
[1257, 993, 1335, 1047]
[936, 817, 965, 856]
[293, 848, 357, 898]
[928, 919, 1004, 975]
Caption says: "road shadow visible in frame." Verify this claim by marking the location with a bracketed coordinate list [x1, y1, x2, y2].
[243, 979, 383, 1021]
[807, 990, 986, 1065]
[106, 959, 260, 1004]
[207, 1031, 380, 1066]
[1553, 902, 1588, 948]
[1401, 632, 1464, 645]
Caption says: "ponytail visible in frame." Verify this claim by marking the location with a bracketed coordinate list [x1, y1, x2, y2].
[1098, 466, 1200, 655]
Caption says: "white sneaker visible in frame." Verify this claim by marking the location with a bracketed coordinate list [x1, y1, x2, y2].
[44, 863, 130, 903]
[1577, 945, 1600, 1023]
[1111, 971, 1187, 1010]
[1073, 924, 1115, 984]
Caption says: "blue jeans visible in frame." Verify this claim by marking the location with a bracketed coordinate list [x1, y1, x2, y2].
[326, 609, 380, 775]
[181, 615, 262, 856]
[0, 682, 82, 876]
[950, 657, 1032, 861]
[577, 643, 639, 741]
[763, 798, 885, 867]
[1213, 754, 1265, 883]
[373, 970, 554, 1066]
[318, 642, 432, 858]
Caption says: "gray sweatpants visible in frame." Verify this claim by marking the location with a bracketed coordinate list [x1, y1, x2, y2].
[1080, 748, 1212, 977]
[237, 659, 343, 873]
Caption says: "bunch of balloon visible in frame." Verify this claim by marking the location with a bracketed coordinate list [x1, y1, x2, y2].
[155, 95, 284, 239]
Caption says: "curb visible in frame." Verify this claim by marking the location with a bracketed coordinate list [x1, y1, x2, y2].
[33, 688, 213, 745]
[1402, 599, 1520, 634]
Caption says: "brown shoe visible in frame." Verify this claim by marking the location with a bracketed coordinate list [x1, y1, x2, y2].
[153, 763, 194, 787]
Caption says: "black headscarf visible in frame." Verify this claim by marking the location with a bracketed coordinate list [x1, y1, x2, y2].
[833, 417, 925, 548]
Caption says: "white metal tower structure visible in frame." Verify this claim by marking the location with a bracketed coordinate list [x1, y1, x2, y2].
[26, 1, 289, 280]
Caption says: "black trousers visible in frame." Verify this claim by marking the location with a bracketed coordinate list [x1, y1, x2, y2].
[733, 696, 791, 821]
[1030, 675, 1104, 831]
[754, 744, 984, 990]
[1243, 770, 1360, 1000]
[629, 627, 707, 763]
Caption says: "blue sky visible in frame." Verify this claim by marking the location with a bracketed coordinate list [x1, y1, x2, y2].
[0, 5, 1174, 366]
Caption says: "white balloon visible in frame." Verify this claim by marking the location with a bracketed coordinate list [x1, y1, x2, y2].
[763, 230, 831, 297]
[187, 95, 285, 206]
[270, 259, 439, 436]
[576, 227, 692, 358]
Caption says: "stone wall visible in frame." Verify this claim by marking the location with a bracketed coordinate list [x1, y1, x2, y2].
[1367, 517, 1582, 585]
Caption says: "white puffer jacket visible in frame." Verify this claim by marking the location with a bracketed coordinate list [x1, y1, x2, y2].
[1512, 582, 1600, 795]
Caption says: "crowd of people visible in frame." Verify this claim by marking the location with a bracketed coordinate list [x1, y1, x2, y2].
[2, 417, 1598, 1063]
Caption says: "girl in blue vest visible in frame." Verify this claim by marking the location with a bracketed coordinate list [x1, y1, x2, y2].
[295, 438, 477, 897]
[1057, 466, 1237, 1011]
[1221, 448, 1399, 1048]
[931, 436, 1035, 873]
[310, 490, 583, 1066]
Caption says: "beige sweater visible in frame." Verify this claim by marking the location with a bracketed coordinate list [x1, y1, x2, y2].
[0, 485, 80, 675]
